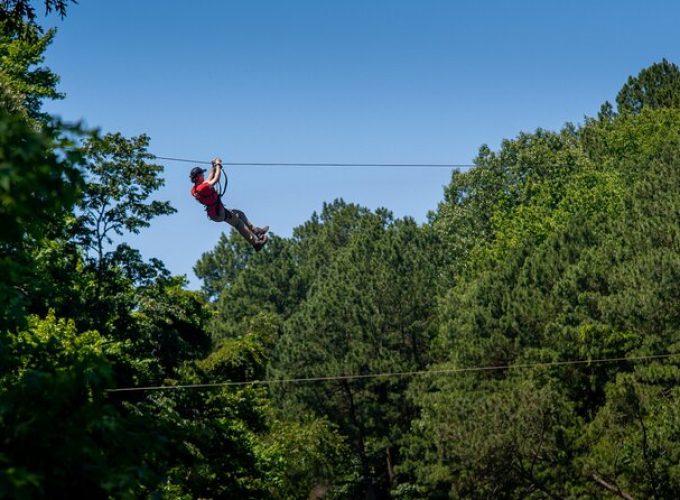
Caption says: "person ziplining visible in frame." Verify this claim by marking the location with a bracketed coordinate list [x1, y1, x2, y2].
[190, 157, 269, 251]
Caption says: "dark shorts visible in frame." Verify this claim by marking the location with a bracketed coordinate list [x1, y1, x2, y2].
[209, 203, 242, 228]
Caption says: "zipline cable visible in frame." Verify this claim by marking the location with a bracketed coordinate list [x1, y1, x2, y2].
[152, 155, 595, 170]
[106, 352, 679, 393]
[152, 155, 474, 169]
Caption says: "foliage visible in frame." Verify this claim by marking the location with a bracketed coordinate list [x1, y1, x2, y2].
[616, 58, 680, 114]
[400, 99, 680, 496]
[3, 12, 680, 497]
[0, 25, 62, 122]
[0, 312, 161, 498]
[399, 375, 580, 498]
[0, 110, 82, 331]
[190, 63, 680, 497]
[76, 132, 176, 266]
[1, 0, 75, 36]
[259, 416, 353, 499]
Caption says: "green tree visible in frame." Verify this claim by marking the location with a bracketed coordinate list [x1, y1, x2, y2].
[271, 205, 440, 497]
[403, 96, 680, 497]
[1, 0, 75, 36]
[134, 276, 211, 379]
[616, 59, 680, 114]
[194, 199, 371, 341]
[0, 110, 82, 330]
[0, 312, 163, 499]
[400, 375, 580, 498]
[259, 416, 353, 499]
[432, 124, 587, 284]
[76, 132, 175, 270]
[0, 26, 61, 121]
[69, 132, 175, 333]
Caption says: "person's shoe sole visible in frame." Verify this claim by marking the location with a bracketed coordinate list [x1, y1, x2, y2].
[254, 234, 268, 252]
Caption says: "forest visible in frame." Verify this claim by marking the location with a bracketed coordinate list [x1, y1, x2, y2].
[1, 2, 679, 499]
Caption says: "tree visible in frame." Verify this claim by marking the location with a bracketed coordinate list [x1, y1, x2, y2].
[0, 3, 300, 497]
[1, 0, 75, 36]
[195, 231, 301, 340]
[74, 132, 175, 296]
[270, 206, 440, 497]
[432, 124, 587, 284]
[403, 99, 680, 496]
[399, 375, 580, 498]
[0, 110, 82, 330]
[259, 416, 353, 499]
[0, 312, 163, 498]
[0, 26, 62, 121]
[616, 59, 680, 114]
[194, 199, 370, 340]
[134, 276, 211, 378]
[77, 132, 175, 267]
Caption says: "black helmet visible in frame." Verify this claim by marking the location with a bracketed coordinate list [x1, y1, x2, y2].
[189, 166, 206, 182]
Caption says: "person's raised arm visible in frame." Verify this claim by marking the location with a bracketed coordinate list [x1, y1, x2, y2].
[206, 158, 222, 187]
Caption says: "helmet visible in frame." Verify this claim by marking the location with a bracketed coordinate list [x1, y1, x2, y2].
[189, 166, 206, 182]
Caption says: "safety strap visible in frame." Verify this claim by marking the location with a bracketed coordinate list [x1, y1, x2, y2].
[216, 169, 228, 197]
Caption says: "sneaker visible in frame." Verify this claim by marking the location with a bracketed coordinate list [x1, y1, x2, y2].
[253, 234, 268, 252]
[254, 225, 269, 237]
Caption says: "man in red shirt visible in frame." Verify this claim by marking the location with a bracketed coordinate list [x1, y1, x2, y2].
[190, 158, 269, 251]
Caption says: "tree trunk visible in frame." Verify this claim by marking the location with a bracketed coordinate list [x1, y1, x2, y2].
[386, 446, 395, 486]
[340, 380, 376, 500]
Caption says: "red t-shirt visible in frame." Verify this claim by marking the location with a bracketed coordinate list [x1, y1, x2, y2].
[191, 182, 220, 218]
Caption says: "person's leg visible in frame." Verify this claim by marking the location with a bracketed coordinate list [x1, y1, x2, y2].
[231, 209, 268, 236]
[225, 209, 268, 250]
[210, 203, 227, 222]
[211, 205, 252, 239]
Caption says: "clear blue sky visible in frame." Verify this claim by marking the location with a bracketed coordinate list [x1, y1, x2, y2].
[41, 0, 680, 288]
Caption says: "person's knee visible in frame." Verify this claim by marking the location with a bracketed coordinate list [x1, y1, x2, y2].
[210, 212, 226, 222]
[225, 210, 243, 230]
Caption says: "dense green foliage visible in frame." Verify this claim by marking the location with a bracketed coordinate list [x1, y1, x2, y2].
[1, 3, 679, 498]
[195, 60, 680, 498]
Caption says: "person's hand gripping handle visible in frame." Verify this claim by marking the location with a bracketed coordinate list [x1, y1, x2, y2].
[211, 157, 223, 176]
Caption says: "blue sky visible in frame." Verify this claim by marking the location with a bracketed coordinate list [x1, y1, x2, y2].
[41, 0, 680, 288]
